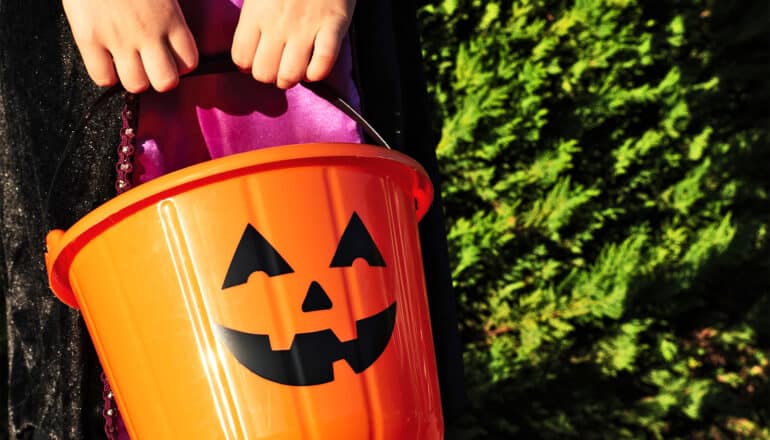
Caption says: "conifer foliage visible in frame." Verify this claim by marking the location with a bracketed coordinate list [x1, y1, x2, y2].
[418, 0, 770, 437]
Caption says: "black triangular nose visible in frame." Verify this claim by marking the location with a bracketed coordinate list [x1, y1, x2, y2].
[301, 281, 333, 312]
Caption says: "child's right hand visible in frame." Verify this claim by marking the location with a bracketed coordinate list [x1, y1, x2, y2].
[63, 0, 198, 93]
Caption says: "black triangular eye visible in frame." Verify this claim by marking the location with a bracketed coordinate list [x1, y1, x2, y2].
[330, 212, 386, 267]
[222, 224, 294, 289]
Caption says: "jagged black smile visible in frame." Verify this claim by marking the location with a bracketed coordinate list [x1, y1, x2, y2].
[216, 302, 396, 386]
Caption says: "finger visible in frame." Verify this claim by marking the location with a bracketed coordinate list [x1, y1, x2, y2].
[79, 44, 118, 87]
[231, 3, 261, 71]
[113, 50, 150, 94]
[306, 20, 346, 82]
[167, 25, 199, 75]
[276, 38, 313, 89]
[251, 36, 284, 84]
[140, 43, 179, 92]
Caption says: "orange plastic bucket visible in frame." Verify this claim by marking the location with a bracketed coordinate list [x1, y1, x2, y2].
[45, 143, 443, 439]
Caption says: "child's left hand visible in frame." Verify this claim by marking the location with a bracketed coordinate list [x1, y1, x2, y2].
[231, 0, 356, 90]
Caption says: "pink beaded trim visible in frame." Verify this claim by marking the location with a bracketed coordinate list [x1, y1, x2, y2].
[102, 92, 138, 439]
[115, 92, 138, 194]
[101, 372, 119, 440]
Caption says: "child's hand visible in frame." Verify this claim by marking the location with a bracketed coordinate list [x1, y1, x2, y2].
[231, 0, 356, 90]
[63, 0, 198, 93]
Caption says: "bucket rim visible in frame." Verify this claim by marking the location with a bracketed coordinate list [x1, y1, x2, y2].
[45, 143, 434, 309]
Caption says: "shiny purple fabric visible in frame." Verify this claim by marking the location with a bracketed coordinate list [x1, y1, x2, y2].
[133, 0, 362, 184]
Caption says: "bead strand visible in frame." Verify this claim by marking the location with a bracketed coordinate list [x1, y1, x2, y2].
[115, 92, 138, 194]
[102, 91, 138, 440]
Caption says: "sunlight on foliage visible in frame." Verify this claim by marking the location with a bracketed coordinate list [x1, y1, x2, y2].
[420, 0, 770, 437]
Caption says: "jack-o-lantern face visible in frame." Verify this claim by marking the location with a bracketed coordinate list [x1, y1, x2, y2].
[215, 212, 396, 386]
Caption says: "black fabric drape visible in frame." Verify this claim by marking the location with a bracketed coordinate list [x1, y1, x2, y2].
[0, 2, 117, 439]
[1, 1, 464, 437]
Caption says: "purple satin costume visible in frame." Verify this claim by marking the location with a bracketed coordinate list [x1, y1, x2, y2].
[133, 0, 362, 185]
[113, 1, 361, 437]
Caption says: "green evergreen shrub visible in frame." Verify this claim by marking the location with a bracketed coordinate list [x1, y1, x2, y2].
[418, 0, 770, 437]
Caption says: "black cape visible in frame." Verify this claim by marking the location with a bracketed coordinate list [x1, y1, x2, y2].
[0, 2, 464, 437]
